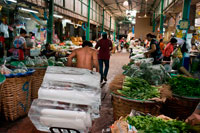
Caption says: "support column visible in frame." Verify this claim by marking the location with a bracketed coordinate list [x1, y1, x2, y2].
[160, 0, 164, 36]
[86, 0, 91, 41]
[118, 24, 120, 39]
[47, 0, 54, 44]
[153, 11, 156, 33]
[102, 8, 104, 32]
[188, 4, 196, 33]
[109, 16, 112, 37]
[182, 0, 191, 38]
[114, 21, 116, 41]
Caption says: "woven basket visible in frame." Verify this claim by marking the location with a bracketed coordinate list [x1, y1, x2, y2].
[163, 94, 200, 120]
[31, 67, 46, 100]
[0, 75, 6, 116]
[111, 93, 162, 120]
[1, 75, 32, 121]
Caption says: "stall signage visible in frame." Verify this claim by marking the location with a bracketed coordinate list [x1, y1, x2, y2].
[179, 20, 190, 30]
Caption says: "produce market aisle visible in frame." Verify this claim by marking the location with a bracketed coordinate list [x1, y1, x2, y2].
[0, 52, 130, 133]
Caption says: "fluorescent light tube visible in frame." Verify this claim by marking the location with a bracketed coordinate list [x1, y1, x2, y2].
[7, 0, 17, 3]
[19, 7, 39, 14]
[53, 14, 63, 19]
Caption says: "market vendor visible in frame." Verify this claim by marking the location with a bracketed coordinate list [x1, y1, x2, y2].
[186, 102, 200, 125]
[11, 28, 27, 61]
[144, 33, 162, 64]
[163, 38, 177, 61]
[67, 41, 99, 72]
[41, 43, 56, 58]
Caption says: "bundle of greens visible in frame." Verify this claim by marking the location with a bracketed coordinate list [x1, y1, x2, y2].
[169, 76, 200, 97]
[117, 77, 160, 100]
[127, 115, 191, 133]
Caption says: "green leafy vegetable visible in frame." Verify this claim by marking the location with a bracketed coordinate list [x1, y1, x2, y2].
[169, 76, 200, 97]
[117, 77, 160, 100]
[127, 115, 191, 133]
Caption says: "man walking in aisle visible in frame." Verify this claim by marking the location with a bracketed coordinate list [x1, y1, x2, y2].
[95, 32, 113, 83]
[67, 41, 99, 72]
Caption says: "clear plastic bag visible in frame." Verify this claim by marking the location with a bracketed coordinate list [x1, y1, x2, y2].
[28, 99, 92, 133]
[34, 57, 44, 67]
[39, 66, 101, 117]
[18, 62, 28, 71]
[25, 57, 35, 67]
[41, 56, 48, 67]
[0, 65, 12, 75]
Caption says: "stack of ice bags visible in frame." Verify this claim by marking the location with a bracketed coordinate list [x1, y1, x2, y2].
[29, 66, 101, 132]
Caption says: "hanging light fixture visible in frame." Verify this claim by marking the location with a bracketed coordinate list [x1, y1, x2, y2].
[123, 0, 129, 7]
[18, 7, 39, 14]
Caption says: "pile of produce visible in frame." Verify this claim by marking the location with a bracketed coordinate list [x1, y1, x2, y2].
[117, 77, 160, 100]
[123, 60, 170, 85]
[169, 76, 200, 97]
[127, 115, 191, 133]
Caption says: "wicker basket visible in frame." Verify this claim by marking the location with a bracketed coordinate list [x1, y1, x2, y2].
[0, 75, 6, 116]
[111, 93, 162, 120]
[163, 94, 200, 120]
[31, 67, 46, 100]
[1, 75, 32, 121]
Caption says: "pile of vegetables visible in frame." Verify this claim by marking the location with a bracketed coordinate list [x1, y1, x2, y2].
[127, 115, 191, 133]
[169, 76, 200, 97]
[117, 77, 160, 100]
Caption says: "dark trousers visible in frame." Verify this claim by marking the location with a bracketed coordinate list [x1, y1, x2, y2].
[98, 59, 109, 80]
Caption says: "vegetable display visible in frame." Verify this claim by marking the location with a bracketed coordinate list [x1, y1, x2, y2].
[117, 77, 160, 100]
[169, 76, 200, 97]
[127, 115, 191, 133]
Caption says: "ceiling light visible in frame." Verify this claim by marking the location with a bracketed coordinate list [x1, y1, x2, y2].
[53, 14, 63, 19]
[7, 0, 17, 3]
[63, 19, 71, 23]
[144, 14, 147, 18]
[19, 7, 39, 14]
[123, 1, 129, 7]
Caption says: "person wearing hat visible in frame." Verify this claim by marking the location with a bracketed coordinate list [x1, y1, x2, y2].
[95, 32, 113, 83]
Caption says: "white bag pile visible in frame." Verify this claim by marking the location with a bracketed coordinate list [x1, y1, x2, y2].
[29, 66, 101, 133]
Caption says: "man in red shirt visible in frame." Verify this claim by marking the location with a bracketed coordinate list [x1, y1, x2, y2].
[163, 38, 177, 61]
[95, 32, 113, 83]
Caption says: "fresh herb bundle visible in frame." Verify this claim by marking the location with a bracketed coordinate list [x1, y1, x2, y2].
[169, 76, 200, 97]
[117, 77, 160, 100]
[127, 115, 191, 133]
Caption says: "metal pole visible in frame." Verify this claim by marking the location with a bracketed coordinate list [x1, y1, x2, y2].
[160, 0, 164, 35]
[47, 0, 54, 44]
[153, 11, 156, 32]
[118, 24, 120, 39]
[86, 0, 91, 41]
[182, 0, 191, 20]
[114, 21, 116, 41]
[109, 16, 111, 36]
[182, 0, 191, 38]
[102, 8, 104, 32]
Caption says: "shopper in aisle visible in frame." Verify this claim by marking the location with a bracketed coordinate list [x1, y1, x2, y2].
[0, 32, 5, 58]
[186, 102, 200, 125]
[144, 33, 162, 64]
[68, 41, 99, 72]
[120, 37, 126, 51]
[11, 28, 27, 61]
[95, 32, 113, 83]
[191, 33, 197, 50]
[129, 37, 135, 57]
[163, 38, 177, 61]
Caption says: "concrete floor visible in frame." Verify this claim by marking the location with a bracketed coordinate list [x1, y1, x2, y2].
[0, 53, 130, 133]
